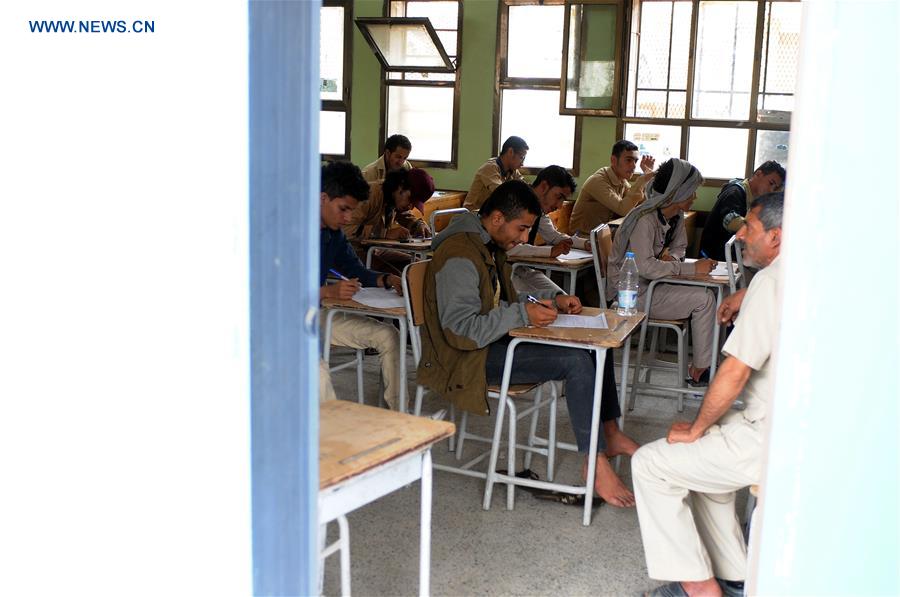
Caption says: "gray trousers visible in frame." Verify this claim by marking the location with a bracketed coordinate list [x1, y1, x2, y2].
[639, 284, 716, 368]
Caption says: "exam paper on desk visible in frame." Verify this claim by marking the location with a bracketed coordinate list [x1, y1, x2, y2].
[351, 287, 405, 309]
[556, 248, 593, 261]
[547, 312, 608, 329]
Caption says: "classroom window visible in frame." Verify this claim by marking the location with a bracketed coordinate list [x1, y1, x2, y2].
[497, 1, 580, 173]
[381, 0, 462, 167]
[622, 0, 799, 183]
[320, 1, 352, 159]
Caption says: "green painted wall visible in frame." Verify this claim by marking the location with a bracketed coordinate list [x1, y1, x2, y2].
[348, 0, 721, 211]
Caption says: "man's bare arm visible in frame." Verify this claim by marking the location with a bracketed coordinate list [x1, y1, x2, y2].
[667, 355, 752, 443]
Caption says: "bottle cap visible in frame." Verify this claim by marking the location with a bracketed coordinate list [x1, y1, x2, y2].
[625, 251, 635, 258]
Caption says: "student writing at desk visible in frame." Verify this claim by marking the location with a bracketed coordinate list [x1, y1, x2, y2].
[507, 165, 588, 295]
[343, 168, 435, 273]
[633, 193, 785, 597]
[606, 159, 718, 386]
[320, 161, 403, 410]
[463, 135, 527, 211]
[419, 180, 639, 507]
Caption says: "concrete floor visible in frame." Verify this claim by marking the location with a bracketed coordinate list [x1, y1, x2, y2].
[321, 345, 747, 596]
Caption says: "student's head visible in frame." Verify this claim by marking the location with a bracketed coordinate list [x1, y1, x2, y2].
[383, 134, 412, 172]
[499, 136, 529, 172]
[736, 192, 784, 268]
[654, 158, 702, 216]
[748, 161, 786, 197]
[320, 161, 369, 230]
[406, 168, 435, 212]
[532, 165, 577, 214]
[478, 180, 542, 250]
[610, 139, 640, 181]
[382, 169, 413, 212]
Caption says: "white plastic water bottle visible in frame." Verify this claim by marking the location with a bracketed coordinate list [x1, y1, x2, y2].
[617, 251, 639, 316]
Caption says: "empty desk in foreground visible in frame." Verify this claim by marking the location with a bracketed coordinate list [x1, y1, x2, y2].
[319, 401, 455, 596]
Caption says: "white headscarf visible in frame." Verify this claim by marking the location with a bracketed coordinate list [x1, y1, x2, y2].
[612, 158, 703, 252]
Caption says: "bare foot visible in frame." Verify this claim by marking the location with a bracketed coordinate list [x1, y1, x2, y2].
[603, 420, 640, 457]
[583, 455, 635, 508]
[681, 579, 722, 597]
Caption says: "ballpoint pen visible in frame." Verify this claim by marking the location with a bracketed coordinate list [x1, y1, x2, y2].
[328, 268, 350, 281]
[526, 295, 556, 312]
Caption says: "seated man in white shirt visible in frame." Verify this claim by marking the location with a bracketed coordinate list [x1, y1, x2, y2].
[632, 192, 785, 597]
[507, 165, 587, 294]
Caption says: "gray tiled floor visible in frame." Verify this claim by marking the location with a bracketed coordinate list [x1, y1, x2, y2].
[321, 346, 745, 596]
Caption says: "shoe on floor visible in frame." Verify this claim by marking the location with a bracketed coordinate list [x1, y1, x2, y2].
[643, 581, 688, 597]
[686, 369, 711, 387]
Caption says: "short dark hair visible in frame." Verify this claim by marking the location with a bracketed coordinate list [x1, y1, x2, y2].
[755, 160, 786, 185]
[384, 134, 412, 153]
[381, 169, 408, 208]
[500, 136, 529, 155]
[478, 179, 541, 221]
[749, 192, 784, 231]
[612, 139, 639, 158]
[321, 161, 369, 202]
[652, 158, 699, 193]
[532, 165, 577, 194]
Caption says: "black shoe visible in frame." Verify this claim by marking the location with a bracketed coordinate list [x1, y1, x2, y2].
[715, 578, 744, 597]
[686, 369, 710, 387]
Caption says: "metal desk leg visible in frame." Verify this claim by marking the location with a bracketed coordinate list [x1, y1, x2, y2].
[582, 347, 607, 526]
[419, 450, 432, 597]
[710, 287, 723, 379]
[567, 270, 577, 296]
[366, 246, 377, 269]
[399, 318, 408, 413]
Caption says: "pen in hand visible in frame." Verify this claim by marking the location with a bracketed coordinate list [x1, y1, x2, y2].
[328, 268, 350, 281]
[526, 295, 556, 312]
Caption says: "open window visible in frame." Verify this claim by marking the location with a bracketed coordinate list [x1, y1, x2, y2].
[320, 0, 352, 159]
[560, 0, 626, 116]
[355, 17, 456, 73]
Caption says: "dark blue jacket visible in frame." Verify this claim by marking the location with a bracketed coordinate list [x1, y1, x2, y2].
[319, 227, 380, 287]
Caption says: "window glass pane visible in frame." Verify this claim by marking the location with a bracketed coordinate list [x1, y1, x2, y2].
[435, 31, 458, 58]
[637, 2, 673, 89]
[635, 89, 667, 118]
[563, 4, 617, 111]
[319, 110, 346, 156]
[758, 1, 800, 123]
[669, 1, 692, 89]
[404, 1, 459, 31]
[508, 5, 565, 79]
[361, 22, 450, 69]
[692, 1, 757, 120]
[387, 86, 454, 162]
[500, 89, 576, 169]
[667, 91, 686, 119]
[688, 127, 749, 179]
[754, 129, 789, 169]
[625, 122, 682, 165]
[319, 6, 344, 102]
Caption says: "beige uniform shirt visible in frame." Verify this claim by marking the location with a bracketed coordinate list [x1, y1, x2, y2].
[569, 167, 652, 233]
[342, 181, 427, 241]
[361, 156, 412, 183]
[721, 255, 782, 422]
[463, 157, 523, 210]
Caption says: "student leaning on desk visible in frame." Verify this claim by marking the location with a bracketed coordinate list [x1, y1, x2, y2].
[419, 179, 640, 507]
[319, 161, 403, 410]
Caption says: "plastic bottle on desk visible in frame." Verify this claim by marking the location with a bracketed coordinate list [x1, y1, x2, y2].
[617, 251, 639, 316]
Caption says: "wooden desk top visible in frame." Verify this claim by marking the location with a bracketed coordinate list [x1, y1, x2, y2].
[359, 238, 433, 251]
[320, 401, 455, 490]
[321, 296, 407, 317]
[507, 255, 593, 268]
[665, 273, 731, 285]
[509, 307, 645, 348]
